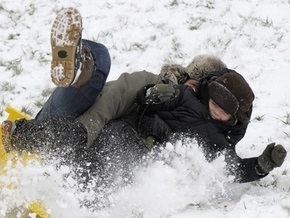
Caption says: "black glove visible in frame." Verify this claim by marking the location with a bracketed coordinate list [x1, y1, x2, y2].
[257, 143, 287, 174]
[142, 115, 172, 143]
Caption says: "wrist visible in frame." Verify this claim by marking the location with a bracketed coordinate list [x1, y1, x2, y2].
[255, 164, 267, 176]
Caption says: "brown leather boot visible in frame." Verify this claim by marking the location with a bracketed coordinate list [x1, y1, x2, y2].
[1, 120, 15, 152]
[72, 44, 94, 88]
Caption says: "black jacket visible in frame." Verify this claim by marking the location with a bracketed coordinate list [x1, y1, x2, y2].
[133, 71, 266, 183]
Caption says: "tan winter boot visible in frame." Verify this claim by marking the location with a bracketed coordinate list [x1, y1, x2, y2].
[50, 7, 83, 87]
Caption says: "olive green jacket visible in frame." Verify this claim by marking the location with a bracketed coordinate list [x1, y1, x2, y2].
[77, 70, 163, 147]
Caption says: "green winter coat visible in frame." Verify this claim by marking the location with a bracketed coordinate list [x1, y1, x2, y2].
[77, 70, 164, 147]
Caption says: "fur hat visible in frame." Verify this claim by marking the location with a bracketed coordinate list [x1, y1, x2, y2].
[208, 70, 255, 123]
[185, 55, 227, 80]
[160, 55, 227, 84]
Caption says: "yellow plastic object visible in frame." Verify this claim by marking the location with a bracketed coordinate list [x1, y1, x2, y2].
[0, 106, 51, 218]
[0, 127, 7, 166]
[28, 201, 51, 218]
[5, 105, 31, 121]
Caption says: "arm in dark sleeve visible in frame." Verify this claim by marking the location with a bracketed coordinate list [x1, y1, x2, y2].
[219, 109, 265, 182]
[141, 114, 173, 143]
[202, 125, 267, 183]
[225, 148, 268, 183]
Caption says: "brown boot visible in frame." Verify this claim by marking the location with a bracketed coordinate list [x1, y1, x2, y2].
[71, 44, 94, 88]
[1, 120, 15, 152]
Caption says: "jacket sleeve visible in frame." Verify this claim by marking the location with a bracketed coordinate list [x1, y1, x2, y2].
[77, 71, 163, 147]
[201, 124, 267, 183]
[224, 148, 268, 183]
[140, 114, 173, 143]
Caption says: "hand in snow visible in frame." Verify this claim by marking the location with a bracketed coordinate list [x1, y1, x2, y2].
[257, 143, 287, 174]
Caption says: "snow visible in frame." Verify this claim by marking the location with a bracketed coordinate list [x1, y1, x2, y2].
[0, 0, 290, 217]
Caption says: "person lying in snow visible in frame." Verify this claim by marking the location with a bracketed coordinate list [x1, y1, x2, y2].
[1, 8, 286, 186]
[34, 8, 228, 148]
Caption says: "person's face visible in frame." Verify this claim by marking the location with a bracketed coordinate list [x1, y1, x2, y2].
[208, 98, 232, 122]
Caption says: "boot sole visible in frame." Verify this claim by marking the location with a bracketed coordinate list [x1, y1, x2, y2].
[51, 8, 82, 87]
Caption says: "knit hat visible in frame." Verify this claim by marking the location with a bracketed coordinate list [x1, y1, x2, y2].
[160, 55, 227, 84]
[208, 70, 255, 123]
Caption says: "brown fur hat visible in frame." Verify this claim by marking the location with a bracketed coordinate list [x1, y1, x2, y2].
[160, 55, 227, 84]
[185, 55, 227, 80]
[209, 70, 255, 124]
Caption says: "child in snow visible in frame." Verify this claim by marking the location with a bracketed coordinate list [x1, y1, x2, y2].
[2, 8, 286, 186]
[35, 8, 228, 147]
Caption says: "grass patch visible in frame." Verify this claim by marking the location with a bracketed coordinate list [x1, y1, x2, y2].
[0, 82, 15, 92]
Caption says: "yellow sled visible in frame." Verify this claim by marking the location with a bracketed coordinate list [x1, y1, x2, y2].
[0, 106, 51, 218]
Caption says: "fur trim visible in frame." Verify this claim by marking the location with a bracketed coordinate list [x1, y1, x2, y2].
[185, 55, 227, 80]
[160, 55, 227, 84]
[159, 64, 188, 84]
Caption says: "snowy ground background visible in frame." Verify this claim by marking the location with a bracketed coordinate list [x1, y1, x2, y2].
[0, 0, 290, 217]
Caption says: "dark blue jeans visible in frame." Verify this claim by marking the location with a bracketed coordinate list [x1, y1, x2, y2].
[36, 40, 111, 120]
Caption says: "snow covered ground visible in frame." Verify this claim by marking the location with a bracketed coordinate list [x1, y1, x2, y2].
[0, 0, 290, 217]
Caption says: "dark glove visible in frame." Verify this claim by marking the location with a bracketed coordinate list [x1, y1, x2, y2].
[147, 84, 178, 103]
[137, 84, 178, 105]
[257, 143, 287, 174]
[142, 115, 172, 143]
[136, 84, 155, 105]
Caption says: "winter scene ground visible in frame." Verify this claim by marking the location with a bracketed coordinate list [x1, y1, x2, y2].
[0, 0, 290, 217]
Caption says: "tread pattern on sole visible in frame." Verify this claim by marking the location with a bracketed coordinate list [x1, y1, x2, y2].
[50, 8, 82, 87]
